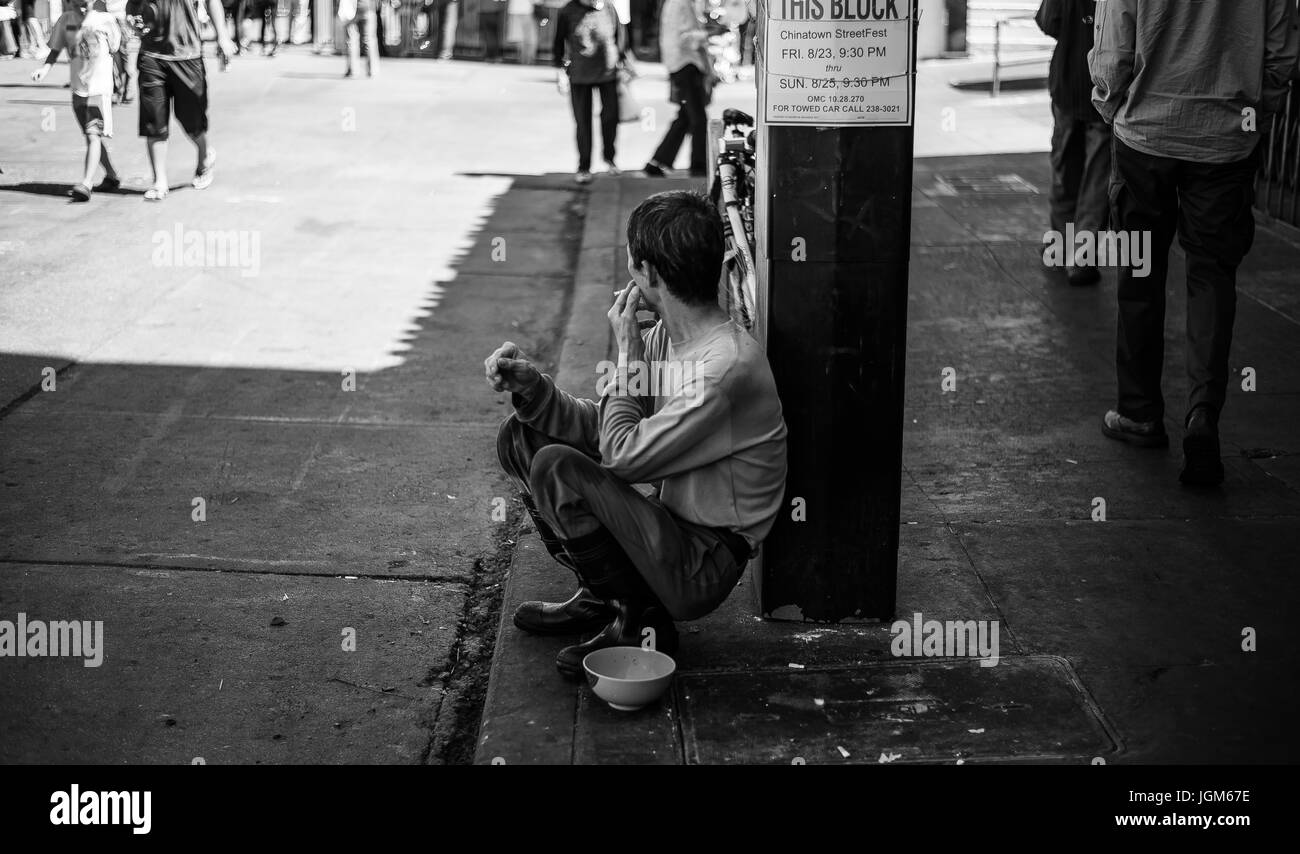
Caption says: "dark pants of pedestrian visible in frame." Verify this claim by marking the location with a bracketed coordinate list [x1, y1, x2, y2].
[495, 415, 747, 622]
[569, 79, 618, 173]
[1048, 101, 1110, 238]
[652, 63, 708, 174]
[1110, 136, 1262, 425]
[479, 8, 503, 59]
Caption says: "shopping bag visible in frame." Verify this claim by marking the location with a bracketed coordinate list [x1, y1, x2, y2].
[617, 76, 641, 124]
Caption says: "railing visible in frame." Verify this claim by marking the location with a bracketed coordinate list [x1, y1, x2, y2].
[1255, 30, 1300, 229]
[991, 13, 1051, 97]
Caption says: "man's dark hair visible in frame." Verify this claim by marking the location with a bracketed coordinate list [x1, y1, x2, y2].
[626, 191, 724, 307]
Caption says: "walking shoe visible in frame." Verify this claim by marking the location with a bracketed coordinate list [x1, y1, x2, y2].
[642, 161, 667, 177]
[575, 170, 593, 185]
[68, 183, 92, 202]
[1101, 410, 1169, 448]
[604, 161, 620, 176]
[514, 587, 614, 635]
[1067, 265, 1100, 286]
[1180, 406, 1224, 486]
[555, 600, 678, 680]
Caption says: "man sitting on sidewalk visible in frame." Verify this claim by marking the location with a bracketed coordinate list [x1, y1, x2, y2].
[484, 190, 788, 679]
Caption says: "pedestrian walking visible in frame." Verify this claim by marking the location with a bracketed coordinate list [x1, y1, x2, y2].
[339, 0, 378, 77]
[480, 0, 505, 61]
[552, 0, 625, 184]
[1090, 0, 1299, 485]
[106, 0, 139, 104]
[1036, 0, 1109, 286]
[504, 0, 535, 64]
[437, 0, 457, 58]
[643, 0, 712, 178]
[245, 0, 278, 56]
[31, 0, 121, 200]
[125, 0, 236, 200]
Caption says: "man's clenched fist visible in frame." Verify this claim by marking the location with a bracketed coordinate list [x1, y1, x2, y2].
[484, 341, 542, 398]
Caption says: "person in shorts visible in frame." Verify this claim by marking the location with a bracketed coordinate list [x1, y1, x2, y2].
[32, 0, 122, 201]
[125, 0, 235, 200]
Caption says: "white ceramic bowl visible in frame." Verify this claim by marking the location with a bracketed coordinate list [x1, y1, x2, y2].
[582, 647, 677, 711]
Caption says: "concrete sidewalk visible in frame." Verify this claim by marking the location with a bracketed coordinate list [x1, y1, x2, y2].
[474, 158, 1300, 765]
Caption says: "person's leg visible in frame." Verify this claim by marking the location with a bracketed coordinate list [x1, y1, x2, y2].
[681, 64, 710, 175]
[169, 58, 213, 183]
[529, 444, 741, 623]
[1076, 120, 1112, 235]
[137, 54, 171, 194]
[344, 18, 358, 74]
[146, 137, 168, 193]
[570, 82, 594, 173]
[1174, 141, 1261, 484]
[649, 69, 691, 170]
[98, 138, 117, 182]
[80, 134, 102, 189]
[1047, 102, 1084, 239]
[597, 77, 618, 167]
[520, 13, 537, 64]
[497, 415, 613, 633]
[362, 8, 378, 76]
[439, 0, 457, 58]
[1110, 137, 1178, 428]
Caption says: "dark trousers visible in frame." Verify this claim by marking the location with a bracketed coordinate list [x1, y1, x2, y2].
[1049, 101, 1110, 237]
[1110, 137, 1261, 424]
[652, 63, 708, 174]
[570, 79, 618, 172]
[495, 415, 746, 621]
[479, 9, 503, 59]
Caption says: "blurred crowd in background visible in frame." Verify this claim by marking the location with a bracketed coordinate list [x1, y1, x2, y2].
[1, 0, 758, 69]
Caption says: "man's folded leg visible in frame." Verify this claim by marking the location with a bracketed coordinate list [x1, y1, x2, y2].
[528, 444, 744, 679]
[495, 415, 612, 634]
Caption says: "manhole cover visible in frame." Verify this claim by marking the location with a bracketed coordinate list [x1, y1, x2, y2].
[676, 655, 1118, 764]
[930, 173, 1040, 196]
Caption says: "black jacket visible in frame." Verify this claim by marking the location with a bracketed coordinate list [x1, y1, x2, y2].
[552, 0, 626, 85]
[1036, 0, 1103, 121]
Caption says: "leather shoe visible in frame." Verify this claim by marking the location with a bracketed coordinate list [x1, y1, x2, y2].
[555, 599, 678, 681]
[513, 587, 613, 636]
[1101, 409, 1169, 448]
[1180, 407, 1224, 486]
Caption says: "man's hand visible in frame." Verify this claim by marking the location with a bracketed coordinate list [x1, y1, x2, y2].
[217, 37, 237, 63]
[484, 341, 542, 398]
[608, 283, 647, 364]
[31, 66, 49, 83]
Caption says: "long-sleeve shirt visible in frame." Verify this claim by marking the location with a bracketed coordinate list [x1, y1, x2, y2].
[659, 0, 709, 75]
[552, 0, 624, 85]
[512, 318, 788, 550]
[1089, 0, 1299, 163]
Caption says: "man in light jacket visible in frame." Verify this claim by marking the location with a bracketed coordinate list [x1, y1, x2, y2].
[1090, 0, 1299, 486]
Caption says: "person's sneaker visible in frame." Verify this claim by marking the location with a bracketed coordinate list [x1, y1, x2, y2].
[642, 161, 667, 178]
[1179, 406, 1224, 486]
[1068, 265, 1100, 286]
[604, 161, 620, 176]
[575, 170, 593, 185]
[68, 183, 92, 202]
[1101, 409, 1169, 448]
